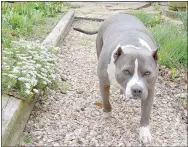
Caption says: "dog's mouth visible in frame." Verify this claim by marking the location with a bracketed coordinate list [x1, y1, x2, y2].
[121, 93, 140, 101]
[130, 96, 140, 100]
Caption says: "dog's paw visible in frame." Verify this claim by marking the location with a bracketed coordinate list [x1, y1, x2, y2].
[139, 126, 152, 144]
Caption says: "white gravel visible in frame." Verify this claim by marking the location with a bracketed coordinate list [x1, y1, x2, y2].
[19, 20, 187, 146]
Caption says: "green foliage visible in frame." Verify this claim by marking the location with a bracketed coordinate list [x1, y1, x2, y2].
[152, 3, 161, 11]
[171, 68, 178, 79]
[133, 11, 187, 68]
[2, 2, 69, 48]
[24, 136, 31, 144]
[2, 2, 70, 99]
[150, 23, 187, 68]
[177, 10, 187, 32]
[132, 11, 162, 27]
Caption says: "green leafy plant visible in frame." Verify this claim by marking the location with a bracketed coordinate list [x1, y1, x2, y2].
[171, 68, 178, 79]
[2, 2, 69, 48]
[24, 136, 31, 144]
[132, 11, 162, 27]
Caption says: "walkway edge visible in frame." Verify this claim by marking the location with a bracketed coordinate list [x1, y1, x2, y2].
[2, 10, 75, 146]
[43, 10, 75, 46]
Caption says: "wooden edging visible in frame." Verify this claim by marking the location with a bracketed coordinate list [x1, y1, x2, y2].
[2, 10, 75, 146]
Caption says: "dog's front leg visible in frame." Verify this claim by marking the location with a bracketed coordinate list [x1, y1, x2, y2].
[99, 82, 112, 118]
[140, 89, 154, 144]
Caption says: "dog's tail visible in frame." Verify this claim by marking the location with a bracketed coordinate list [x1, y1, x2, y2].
[73, 27, 98, 35]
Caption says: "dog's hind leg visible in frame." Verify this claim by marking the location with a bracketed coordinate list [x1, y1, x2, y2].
[96, 34, 103, 59]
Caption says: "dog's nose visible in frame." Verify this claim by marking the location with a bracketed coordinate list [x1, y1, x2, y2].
[131, 86, 142, 97]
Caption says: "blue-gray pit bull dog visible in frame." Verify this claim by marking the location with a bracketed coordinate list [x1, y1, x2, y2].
[74, 13, 159, 144]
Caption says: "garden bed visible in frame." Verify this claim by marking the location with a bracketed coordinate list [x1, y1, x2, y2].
[2, 2, 74, 146]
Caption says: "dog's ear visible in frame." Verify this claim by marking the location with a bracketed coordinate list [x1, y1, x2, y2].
[152, 49, 158, 61]
[114, 46, 122, 63]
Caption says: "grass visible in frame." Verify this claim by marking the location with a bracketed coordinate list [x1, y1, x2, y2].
[2, 2, 70, 48]
[2, 2, 70, 99]
[177, 10, 187, 32]
[152, 3, 161, 11]
[132, 11, 162, 27]
[150, 23, 187, 68]
[132, 11, 187, 68]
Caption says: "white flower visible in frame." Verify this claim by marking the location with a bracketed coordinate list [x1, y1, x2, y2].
[42, 81, 47, 85]
[13, 67, 19, 73]
[41, 68, 47, 73]
[33, 89, 39, 94]
[7, 74, 17, 78]
[25, 83, 30, 89]
[4, 65, 10, 70]
[30, 79, 38, 86]
[36, 64, 42, 68]
[3, 39, 62, 97]
[26, 74, 31, 78]
[17, 62, 23, 65]
[18, 77, 29, 82]
[2, 73, 7, 76]
[40, 72, 47, 78]
[25, 89, 31, 95]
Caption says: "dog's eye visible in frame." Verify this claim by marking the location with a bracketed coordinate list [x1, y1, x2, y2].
[144, 71, 151, 75]
[123, 69, 130, 75]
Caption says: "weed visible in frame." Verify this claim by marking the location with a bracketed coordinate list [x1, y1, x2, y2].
[62, 81, 69, 91]
[171, 68, 178, 79]
[24, 136, 31, 144]
[132, 11, 162, 27]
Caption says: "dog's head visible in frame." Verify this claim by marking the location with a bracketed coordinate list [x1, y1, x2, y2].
[113, 44, 158, 100]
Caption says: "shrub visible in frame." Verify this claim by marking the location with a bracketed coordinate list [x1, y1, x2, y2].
[2, 39, 61, 99]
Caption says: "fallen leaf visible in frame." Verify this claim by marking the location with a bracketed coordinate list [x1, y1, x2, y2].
[94, 102, 103, 108]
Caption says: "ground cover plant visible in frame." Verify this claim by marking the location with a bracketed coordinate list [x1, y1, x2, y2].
[2, 2, 70, 99]
[2, 40, 61, 99]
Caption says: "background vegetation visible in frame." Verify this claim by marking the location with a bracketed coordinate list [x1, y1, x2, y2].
[132, 11, 187, 68]
[2, 2, 69, 48]
[2, 2, 70, 99]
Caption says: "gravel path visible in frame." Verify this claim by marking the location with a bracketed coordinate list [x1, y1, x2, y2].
[19, 19, 187, 146]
